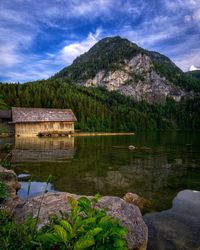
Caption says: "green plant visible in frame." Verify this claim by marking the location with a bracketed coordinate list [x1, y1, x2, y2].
[0, 209, 38, 250]
[0, 180, 8, 202]
[0, 194, 127, 249]
[37, 195, 128, 249]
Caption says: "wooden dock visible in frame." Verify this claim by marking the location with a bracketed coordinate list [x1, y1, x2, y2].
[38, 131, 134, 137]
[73, 132, 134, 137]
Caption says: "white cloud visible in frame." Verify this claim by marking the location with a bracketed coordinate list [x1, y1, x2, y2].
[173, 48, 200, 71]
[193, 9, 200, 21]
[119, 15, 184, 49]
[60, 28, 102, 64]
[0, 0, 200, 81]
[0, 26, 34, 70]
[164, 0, 200, 24]
[164, 0, 200, 10]
[1, 29, 103, 82]
[189, 65, 200, 71]
[67, 0, 122, 19]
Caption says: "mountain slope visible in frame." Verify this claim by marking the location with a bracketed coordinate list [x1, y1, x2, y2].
[54, 36, 199, 103]
[185, 70, 200, 80]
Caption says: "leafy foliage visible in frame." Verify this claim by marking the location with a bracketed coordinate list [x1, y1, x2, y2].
[0, 195, 127, 249]
[38, 195, 127, 249]
[0, 210, 38, 249]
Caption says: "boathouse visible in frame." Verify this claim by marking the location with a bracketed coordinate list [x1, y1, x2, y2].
[2, 107, 77, 137]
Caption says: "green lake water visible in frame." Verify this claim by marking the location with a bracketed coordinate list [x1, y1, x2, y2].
[0, 132, 200, 249]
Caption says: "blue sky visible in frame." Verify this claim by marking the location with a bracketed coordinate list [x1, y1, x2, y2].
[0, 0, 200, 83]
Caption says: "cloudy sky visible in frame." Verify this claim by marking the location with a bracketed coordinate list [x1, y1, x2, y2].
[0, 0, 200, 82]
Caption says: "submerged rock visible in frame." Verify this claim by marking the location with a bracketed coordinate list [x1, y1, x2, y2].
[129, 145, 136, 150]
[14, 192, 148, 250]
[144, 190, 200, 250]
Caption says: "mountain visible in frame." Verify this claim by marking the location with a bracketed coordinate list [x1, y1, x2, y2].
[185, 70, 200, 80]
[54, 36, 200, 103]
[0, 37, 200, 132]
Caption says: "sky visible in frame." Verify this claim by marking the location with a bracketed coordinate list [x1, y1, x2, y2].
[0, 0, 200, 83]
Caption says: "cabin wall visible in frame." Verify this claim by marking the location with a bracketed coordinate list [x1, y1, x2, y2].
[15, 121, 74, 136]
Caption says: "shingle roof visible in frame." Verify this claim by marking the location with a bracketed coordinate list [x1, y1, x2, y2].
[0, 110, 12, 119]
[11, 107, 77, 123]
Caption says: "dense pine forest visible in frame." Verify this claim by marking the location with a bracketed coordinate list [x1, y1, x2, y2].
[0, 79, 199, 131]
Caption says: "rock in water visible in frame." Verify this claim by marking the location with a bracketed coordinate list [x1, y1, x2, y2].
[14, 192, 148, 250]
[144, 190, 200, 250]
[123, 192, 148, 211]
[129, 145, 136, 150]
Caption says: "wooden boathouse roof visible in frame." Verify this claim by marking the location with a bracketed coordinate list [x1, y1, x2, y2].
[0, 110, 12, 119]
[11, 107, 77, 123]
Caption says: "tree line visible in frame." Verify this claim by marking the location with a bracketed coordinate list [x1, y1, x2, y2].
[0, 79, 199, 131]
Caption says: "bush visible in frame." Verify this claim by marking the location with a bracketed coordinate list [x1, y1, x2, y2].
[0, 210, 37, 249]
[0, 195, 127, 249]
[38, 195, 127, 249]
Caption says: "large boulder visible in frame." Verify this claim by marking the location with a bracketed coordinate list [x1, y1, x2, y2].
[14, 192, 148, 250]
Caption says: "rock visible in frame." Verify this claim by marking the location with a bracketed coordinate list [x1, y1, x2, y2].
[123, 192, 148, 211]
[14, 192, 148, 250]
[83, 53, 188, 104]
[144, 190, 200, 250]
[129, 145, 136, 150]
[0, 165, 21, 210]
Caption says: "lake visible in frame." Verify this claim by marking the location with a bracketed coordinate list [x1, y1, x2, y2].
[0, 132, 200, 249]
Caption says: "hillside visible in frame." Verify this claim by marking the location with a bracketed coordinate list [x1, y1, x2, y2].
[54, 36, 200, 103]
[185, 70, 200, 80]
[0, 79, 200, 131]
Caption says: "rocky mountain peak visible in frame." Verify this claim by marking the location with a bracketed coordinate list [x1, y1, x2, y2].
[53, 36, 199, 103]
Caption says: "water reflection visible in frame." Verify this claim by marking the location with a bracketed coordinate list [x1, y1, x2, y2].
[11, 137, 75, 162]
[18, 181, 55, 198]
[1, 133, 199, 249]
[0, 132, 199, 212]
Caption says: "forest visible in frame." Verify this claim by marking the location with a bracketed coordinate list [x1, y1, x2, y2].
[0, 78, 199, 131]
